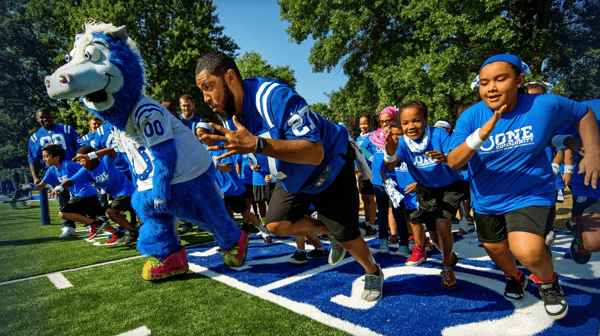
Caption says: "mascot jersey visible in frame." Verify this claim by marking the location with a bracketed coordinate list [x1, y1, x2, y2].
[205, 141, 245, 197]
[395, 126, 460, 188]
[94, 122, 132, 178]
[42, 160, 96, 197]
[223, 77, 348, 194]
[28, 124, 83, 166]
[70, 156, 135, 197]
[449, 94, 588, 214]
[112, 97, 212, 191]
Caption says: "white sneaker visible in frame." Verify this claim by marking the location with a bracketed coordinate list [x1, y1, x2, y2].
[395, 245, 411, 257]
[380, 239, 389, 254]
[59, 227, 76, 238]
[546, 231, 556, 246]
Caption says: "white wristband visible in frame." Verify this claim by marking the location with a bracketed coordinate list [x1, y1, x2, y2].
[551, 163, 560, 175]
[87, 152, 98, 160]
[384, 153, 397, 163]
[466, 128, 485, 150]
[564, 165, 574, 174]
[53, 185, 64, 192]
[551, 134, 570, 147]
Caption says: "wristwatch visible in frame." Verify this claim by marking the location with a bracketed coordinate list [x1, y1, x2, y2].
[255, 136, 266, 154]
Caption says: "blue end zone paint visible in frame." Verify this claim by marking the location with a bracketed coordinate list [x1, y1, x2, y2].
[187, 231, 598, 335]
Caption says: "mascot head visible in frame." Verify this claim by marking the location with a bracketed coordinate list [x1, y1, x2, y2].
[45, 22, 145, 129]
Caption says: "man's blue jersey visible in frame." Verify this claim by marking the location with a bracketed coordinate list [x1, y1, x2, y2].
[94, 123, 132, 177]
[179, 114, 202, 131]
[28, 124, 83, 166]
[206, 141, 245, 196]
[223, 77, 349, 194]
[238, 154, 254, 184]
[81, 132, 97, 147]
[449, 94, 588, 214]
[70, 156, 135, 197]
[42, 161, 96, 197]
[396, 127, 460, 188]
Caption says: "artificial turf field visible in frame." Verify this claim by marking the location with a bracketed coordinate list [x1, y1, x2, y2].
[1, 192, 599, 336]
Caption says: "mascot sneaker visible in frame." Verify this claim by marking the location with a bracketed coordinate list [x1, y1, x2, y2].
[142, 247, 189, 281]
[222, 231, 249, 267]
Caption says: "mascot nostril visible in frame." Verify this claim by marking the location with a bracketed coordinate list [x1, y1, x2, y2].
[45, 21, 248, 280]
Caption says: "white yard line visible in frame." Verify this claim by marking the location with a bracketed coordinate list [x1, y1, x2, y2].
[115, 326, 151, 336]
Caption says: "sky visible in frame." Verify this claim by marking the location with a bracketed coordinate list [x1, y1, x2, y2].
[211, 0, 348, 105]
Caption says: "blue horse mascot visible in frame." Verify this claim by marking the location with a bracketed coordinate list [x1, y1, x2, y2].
[45, 22, 249, 280]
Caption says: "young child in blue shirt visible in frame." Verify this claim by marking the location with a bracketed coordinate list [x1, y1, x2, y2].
[355, 114, 377, 234]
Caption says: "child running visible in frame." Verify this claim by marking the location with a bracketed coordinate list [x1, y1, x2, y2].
[446, 54, 600, 319]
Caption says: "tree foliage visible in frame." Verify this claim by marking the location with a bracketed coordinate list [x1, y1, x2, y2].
[280, 0, 600, 124]
[236, 51, 297, 88]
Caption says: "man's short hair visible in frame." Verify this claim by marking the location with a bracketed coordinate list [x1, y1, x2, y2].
[42, 144, 65, 162]
[195, 51, 242, 80]
[89, 115, 100, 121]
[36, 108, 51, 116]
[179, 94, 194, 103]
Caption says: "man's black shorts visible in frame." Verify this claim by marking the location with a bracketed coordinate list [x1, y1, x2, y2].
[61, 195, 103, 218]
[224, 193, 249, 214]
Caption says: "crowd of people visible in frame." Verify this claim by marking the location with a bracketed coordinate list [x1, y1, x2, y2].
[25, 50, 600, 319]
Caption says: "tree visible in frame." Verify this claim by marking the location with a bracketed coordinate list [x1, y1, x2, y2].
[236, 51, 297, 88]
[279, 0, 598, 123]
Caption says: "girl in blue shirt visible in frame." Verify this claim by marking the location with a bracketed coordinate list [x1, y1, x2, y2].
[446, 54, 600, 320]
[355, 114, 377, 234]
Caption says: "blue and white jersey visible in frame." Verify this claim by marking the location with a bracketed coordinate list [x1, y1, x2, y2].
[449, 94, 588, 214]
[563, 99, 600, 200]
[93, 122, 131, 178]
[111, 97, 212, 191]
[396, 126, 460, 188]
[392, 161, 418, 210]
[179, 114, 202, 131]
[206, 141, 245, 196]
[81, 132, 97, 148]
[69, 156, 135, 197]
[42, 160, 96, 197]
[239, 154, 254, 185]
[222, 77, 349, 194]
[28, 123, 83, 166]
[362, 138, 386, 186]
[251, 153, 271, 186]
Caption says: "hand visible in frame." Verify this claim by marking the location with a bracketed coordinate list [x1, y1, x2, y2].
[72, 153, 91, 166]
[201, 116, 258, 160]
[478, 104, 509, 141]
[426, 151, 447, 164]
[564, 137, 585, 156]
[562, 173, 572, 187]
[265, 175, 272, 183]
[384, 131, 398, 156]
[33, 177, 42, 186]
[356, 172, 363, 181]
[404, 182, 417, 194]
[251, 164, 261, 172]
[578, 153, 600, 189]
[49, 190, 61, 198]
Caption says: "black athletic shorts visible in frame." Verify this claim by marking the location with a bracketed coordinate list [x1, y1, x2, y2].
[572, 195, 600, 217]
[61, 195, 103, 218]
[265, 142, 361, 243]
[409, 180, 469, 224]
[242, 183, 254, 200]
[358, 179, 375, 195]
[224, 193, 249, 214]
[254, 183, 274, 203]
[475, 205, 555, 243]
[406, 208, 437, 232]
[110, 195, 134, 213]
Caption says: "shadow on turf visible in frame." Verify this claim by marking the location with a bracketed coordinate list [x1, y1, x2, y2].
[148, 270, 208, 283]
[0, 235, 71, 247]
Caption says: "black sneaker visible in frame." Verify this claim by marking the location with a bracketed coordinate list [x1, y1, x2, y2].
[565, 219, 577, 236]
[504, 271, 527, 301]
[124, 230, 139, 244]
[533, 274, 568, 320]
[307, 249, 328, 259]
[570, 237, 591, 264]
[288, 250, 308, 265]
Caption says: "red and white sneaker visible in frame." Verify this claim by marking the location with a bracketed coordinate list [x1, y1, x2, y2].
[88, 221, 106, 239]
[222, 231, 249, 267]
[424, 238, 434, 252]
[142, 247, 189, 281]
[406, 246, 427, 266]
[104, 232, 126, 245]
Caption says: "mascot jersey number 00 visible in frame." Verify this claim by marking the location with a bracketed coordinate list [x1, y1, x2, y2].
[45, 22, 249, 280]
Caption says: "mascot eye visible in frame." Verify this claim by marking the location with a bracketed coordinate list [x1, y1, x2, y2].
[83, 46, 102, 62]
[65, 54, 71, 63]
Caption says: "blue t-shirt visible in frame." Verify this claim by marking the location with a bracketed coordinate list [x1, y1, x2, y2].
[207, 141, 245, 197]
[355, 132, 374, 168]
[396, 127, 460, 188]
[563, 99, 600, 200]
[251, 153, 271, 186]
[239, 154, 254, 185]
[94, 123, 132, 178]
[222, 77, 349, 194]
[363, 138, 386, 186]
[449, 94, 588, 214]
[69, 156, 135, 197]
[392, 161, 418, 210]
[81, 132, 97, 147]
[42, 160, 96, 197]
[28, 124, 83, 166]
[545, 146, 566, 191]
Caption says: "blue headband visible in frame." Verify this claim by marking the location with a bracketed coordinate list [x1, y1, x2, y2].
[471, 54, 531, 89]
[196, 122, 214, 132]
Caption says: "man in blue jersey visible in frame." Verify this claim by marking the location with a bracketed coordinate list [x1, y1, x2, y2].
[195, 51, 383, 302]
[81, 115, 103, 147]
[179, 94, 202, 131]
[28, 108, 84, 237]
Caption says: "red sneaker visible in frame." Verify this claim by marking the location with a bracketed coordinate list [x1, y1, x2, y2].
[142, 247, 189, 281]
[222, 231, 249, 267]
[406, 246, 427, 266]
[88, 221, 106, 239]
[424, 238, 434, 252]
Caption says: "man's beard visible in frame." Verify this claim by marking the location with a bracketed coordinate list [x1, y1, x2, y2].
[218, 83, 237, 123]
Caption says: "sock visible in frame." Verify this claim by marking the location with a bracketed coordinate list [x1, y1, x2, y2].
[504, 270, 523, 279]
[260, 217, 266, 226]
[257, 224, 270, 236]
[296, 249, 305, 253]
[530, 272, 557, 284]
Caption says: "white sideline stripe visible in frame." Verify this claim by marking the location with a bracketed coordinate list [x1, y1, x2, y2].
[189, 263, 383, 336]
[116, 326, 151, 336]
[47, 272, 72, 289]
